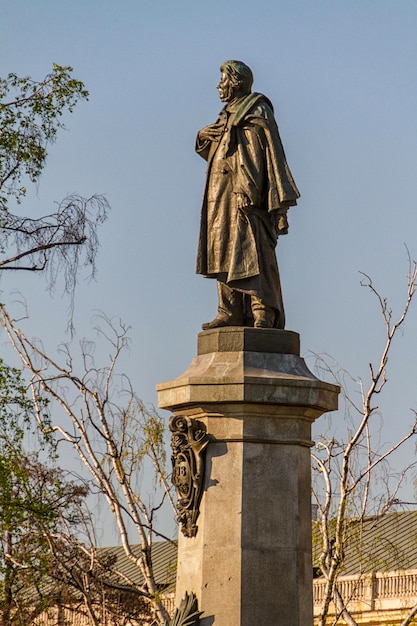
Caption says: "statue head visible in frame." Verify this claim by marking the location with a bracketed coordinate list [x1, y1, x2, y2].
[218, 60, 253, 102]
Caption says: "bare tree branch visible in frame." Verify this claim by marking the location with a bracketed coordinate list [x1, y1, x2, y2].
[313, 257, 417, 625]
[0, 306, 174, 624]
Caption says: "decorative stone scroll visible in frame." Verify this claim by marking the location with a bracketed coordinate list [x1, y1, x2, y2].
[169, 415, 209, 538]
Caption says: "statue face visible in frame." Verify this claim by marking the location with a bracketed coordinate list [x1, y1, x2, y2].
[217, 71, 235, 102]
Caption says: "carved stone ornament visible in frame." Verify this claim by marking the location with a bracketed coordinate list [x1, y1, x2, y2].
[164, 591, 202, 626]
[164, 592, 203, 626]
[169, 415, 209, 538]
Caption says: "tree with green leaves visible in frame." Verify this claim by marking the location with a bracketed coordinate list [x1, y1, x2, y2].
[0, 357, 155, 626]
[0, 63, 87, 206]
[0, 359, 91, 625]
[0, 65, 174, 624]
[0, 64, 108, 313]
[0, 311, 175, 625]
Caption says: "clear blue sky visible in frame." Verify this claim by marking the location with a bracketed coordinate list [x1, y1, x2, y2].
[1, 0, 417, 540]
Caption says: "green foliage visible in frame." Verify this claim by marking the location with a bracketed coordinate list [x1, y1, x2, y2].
[0, 64, 108, 321]
[0, 360, 54, 465]
[0, 453, 89, 624]
[140, 407, 167, 481]
[0, 64, 88, 210]
[0, 359, 89, 624]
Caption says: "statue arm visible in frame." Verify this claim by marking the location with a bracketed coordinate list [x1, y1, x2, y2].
[195, 117, 226, 161]
[243, 102, 300, 211]
[195, 135, 211, 161]
[233, 120, 292, 236]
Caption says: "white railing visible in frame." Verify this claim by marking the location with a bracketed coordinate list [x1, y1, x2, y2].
[314, 575, 367, 604]
[378, 571, 417, 598]
[314, 569, 417, 616]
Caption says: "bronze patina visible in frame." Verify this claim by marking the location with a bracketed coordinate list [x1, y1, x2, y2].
[196, 60, 300, 330]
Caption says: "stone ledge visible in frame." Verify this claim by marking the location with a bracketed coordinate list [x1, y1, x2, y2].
[157, 328, 339, 414]
[157, 379, 338, 413]
[197, 327, 300, 355]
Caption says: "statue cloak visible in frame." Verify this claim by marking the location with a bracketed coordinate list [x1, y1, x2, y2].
[195, 93, 300, 318]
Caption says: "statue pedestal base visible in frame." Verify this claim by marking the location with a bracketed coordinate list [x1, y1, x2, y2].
[157, 328, 339, 626]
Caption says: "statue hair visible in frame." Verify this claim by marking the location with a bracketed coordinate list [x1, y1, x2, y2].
[220, 60, 253, 94]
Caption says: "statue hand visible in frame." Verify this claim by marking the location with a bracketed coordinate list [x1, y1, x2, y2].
[198, 121, 225, 142]
[277, 214, 289, 235]
[236, 193, 251, 209]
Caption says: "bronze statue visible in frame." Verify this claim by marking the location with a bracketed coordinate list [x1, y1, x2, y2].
[196, 60, 300, 329]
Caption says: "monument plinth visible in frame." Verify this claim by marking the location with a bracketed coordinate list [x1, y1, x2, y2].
[157, 327, 339, 626]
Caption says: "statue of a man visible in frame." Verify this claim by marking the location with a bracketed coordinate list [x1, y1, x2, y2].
[196, 60, 300, 329]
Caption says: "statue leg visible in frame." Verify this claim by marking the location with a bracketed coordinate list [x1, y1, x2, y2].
[251, 296, 284, 329]
[201, 281, 244, 330]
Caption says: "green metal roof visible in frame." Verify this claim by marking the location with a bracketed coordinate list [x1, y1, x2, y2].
[313, 510, 417, 575]
[98, 540, 177, 592]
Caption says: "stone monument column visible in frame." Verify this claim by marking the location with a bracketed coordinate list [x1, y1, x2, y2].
[157, 327, 339, 626]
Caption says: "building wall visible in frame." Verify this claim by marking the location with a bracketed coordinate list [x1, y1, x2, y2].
[33, 593, 175, 626]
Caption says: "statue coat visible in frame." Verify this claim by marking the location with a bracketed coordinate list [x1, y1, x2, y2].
[195, 93, 300, 316]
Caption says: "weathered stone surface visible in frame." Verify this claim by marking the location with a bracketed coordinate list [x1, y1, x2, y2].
[197, 327, 300, 355]
[157, 328, 339, 625]
[157, 329, 337, 414]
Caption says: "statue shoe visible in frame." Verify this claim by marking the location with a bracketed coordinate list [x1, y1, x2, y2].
[201, 316, 242, 330]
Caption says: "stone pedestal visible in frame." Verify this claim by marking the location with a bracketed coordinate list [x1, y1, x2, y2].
[157, 328, 339, 626]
